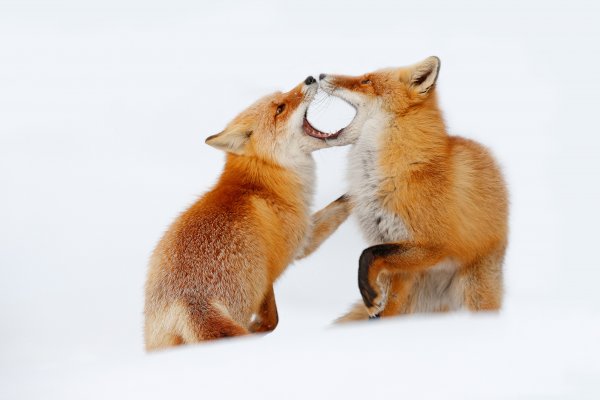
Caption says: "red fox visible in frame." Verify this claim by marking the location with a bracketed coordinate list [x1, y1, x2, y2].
[144, 76, 350, 350]
[317, 57, 508, 320]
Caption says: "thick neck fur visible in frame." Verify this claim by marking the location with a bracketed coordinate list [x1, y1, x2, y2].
[219, 153, 313, 211]
[385, 91, 449, 167]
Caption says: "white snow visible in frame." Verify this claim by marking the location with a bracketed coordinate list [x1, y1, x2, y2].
[1, 1, 599, 399]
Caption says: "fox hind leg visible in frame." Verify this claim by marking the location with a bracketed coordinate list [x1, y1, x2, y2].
[463, 247, 505, 311]
[249, 286, 279, 333]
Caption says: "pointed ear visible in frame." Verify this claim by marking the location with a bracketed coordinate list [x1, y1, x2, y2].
[205, 128, 253, 155]
[409, 56, 440, 94]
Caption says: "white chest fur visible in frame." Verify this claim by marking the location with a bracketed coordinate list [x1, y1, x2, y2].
[347, 121, 410, 246]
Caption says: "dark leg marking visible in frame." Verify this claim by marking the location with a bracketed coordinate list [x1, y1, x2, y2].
[358, 247, 377, 307]
[358, 244, 407, 308]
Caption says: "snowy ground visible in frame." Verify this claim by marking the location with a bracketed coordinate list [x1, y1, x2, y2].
[1, 1, 599, 398]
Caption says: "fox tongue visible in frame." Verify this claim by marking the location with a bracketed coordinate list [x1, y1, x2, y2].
[303, 116, 341, 139]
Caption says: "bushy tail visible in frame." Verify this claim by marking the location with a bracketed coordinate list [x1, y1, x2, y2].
[145, 300, 248, 351]
[189, 301, 248, 341]
[335, 301, 370, 323]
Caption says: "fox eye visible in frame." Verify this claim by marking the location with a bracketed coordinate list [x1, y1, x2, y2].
[361, 79, 371, 85]
[275, 104, 286, 115]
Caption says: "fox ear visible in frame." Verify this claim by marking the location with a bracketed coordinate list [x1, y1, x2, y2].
[205, 128, 253, 155]
[409, 56, 440, 94]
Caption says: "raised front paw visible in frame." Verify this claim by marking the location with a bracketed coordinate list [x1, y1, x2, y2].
[358, 247, 386, 317]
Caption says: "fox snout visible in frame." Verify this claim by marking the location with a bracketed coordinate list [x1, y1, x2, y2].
[315, 73, 343, 96]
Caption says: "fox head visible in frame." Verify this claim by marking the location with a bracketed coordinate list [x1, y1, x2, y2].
[206, 76, 332, 168]
[317, 56, 441, 145]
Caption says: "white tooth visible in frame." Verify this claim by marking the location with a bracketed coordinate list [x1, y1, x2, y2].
[306, 88, 356, 134]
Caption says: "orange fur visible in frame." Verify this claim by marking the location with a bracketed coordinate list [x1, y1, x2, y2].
[144, 77, 347, 350]
[296, 195, 351, 259]
[322, 57, 508, 319]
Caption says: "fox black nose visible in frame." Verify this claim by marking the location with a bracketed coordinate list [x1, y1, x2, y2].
[319, 73, 326, 80]
[304, 76, 316, 85]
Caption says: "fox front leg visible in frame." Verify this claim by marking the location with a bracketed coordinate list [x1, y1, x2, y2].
[296, 194, 351, 259]
[358, 243, 444, 317]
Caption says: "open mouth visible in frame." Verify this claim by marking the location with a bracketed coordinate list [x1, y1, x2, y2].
[303, 111, 342, 140]
[302, 89, 356, 140]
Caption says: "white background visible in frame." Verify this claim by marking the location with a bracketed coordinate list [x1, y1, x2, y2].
[1, 0, 599, 398]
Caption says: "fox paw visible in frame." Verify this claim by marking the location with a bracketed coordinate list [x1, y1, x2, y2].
[365, 296, 385, 318]
[360, 286, 385, 318]
[359, 279, 386, 316]
[249, 315, 277, 333]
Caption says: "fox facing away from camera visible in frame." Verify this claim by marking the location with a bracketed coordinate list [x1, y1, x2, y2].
[144, 76, 350, 350]
[318, 57, 508, 320]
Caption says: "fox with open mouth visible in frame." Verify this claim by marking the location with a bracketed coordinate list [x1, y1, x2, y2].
[144, 76, 350, 350]
[308, 57, 508, 320]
